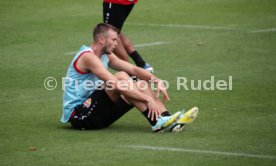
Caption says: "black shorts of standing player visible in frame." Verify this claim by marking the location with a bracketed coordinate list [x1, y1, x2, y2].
[70, 89, 134, 130]
[103, 2, 134, 31]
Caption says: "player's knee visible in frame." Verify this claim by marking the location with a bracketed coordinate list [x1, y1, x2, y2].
[136, 80, 150, 91]
[115, 71, 129, 80]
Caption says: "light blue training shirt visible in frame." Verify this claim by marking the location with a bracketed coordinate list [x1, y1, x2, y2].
[61, 45, 109, 123]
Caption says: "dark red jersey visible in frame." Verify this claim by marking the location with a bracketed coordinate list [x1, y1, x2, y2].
[103, 0, 138, 5]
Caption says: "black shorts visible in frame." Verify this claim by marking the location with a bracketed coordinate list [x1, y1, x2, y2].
[103, 2, 134, 31]
[70, 89, 134, 130]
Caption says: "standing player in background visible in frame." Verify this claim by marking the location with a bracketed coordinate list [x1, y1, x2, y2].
[103, 0, 154, 73]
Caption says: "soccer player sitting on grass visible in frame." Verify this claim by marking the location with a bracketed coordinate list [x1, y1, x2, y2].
[61, 23, 198, 132]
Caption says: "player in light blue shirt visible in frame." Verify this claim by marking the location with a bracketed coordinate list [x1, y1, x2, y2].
[61, 45, 109, 123]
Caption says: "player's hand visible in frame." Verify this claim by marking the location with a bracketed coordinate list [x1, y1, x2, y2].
[147, 98, 161, 121]
[156, 79, 170, 102]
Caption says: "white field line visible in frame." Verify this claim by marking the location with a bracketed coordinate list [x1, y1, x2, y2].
[64, 41, 169, 55]
[250, 28, 276, 33]
[127, 22, 276, 34]
[124, 145, 276, 160]
[126, 23, 242, 30]
[134, 41, 169, 48]
[64, 51, 78, 55]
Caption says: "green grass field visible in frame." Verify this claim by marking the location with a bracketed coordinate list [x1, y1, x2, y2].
[1, 0, 276, 165]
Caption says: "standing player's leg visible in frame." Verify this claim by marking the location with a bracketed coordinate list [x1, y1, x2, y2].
[119, 4, 154, 72]
[119, 32, 146, 68]
[103, 2, 154, 72]
[103, 2, 130, 61]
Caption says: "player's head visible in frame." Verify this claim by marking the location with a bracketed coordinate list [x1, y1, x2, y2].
[93, 23, 119, 54]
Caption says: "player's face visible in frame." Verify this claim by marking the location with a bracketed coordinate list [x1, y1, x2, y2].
[102, 30, 118, 54]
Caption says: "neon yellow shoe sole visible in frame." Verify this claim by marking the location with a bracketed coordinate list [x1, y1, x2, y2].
[170, 107, 199, 132]
[178, 107, 199, 124]
[162, 111, 182, 128]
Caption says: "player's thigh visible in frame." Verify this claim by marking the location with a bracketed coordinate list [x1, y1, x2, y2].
[70, 89, 115, 129]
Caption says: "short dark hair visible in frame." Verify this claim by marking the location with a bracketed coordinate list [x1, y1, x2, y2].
[93, 23, 119, 41]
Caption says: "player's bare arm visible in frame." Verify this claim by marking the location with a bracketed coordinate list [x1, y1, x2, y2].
[77, 52, 161, 119]
[108, 53, 170, 102]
